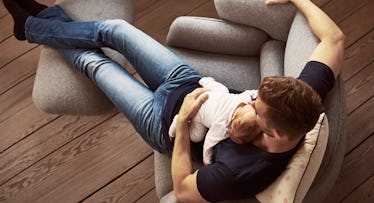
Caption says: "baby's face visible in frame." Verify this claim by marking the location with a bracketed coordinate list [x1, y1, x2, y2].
[228, 103, 261, 144]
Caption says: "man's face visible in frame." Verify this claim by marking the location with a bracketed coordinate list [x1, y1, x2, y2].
[251, 97, 274, 137]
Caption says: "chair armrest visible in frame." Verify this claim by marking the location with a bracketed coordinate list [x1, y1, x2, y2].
[167, 16, 268, 56]
[260, 40, 285, 80]
[214, 0, 296, 41]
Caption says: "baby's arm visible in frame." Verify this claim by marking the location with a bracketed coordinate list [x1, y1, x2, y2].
[169, 114, 208, 142]
[199, 77, 229, 93]
[202, 122, 229, 165]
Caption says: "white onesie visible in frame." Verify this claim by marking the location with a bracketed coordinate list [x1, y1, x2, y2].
[169, 77, 257, 165]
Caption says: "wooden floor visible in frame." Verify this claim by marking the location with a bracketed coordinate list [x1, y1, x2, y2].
[0, 0, 373, 202]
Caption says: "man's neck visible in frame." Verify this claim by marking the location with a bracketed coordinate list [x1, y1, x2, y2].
[252, 132, 300, 153]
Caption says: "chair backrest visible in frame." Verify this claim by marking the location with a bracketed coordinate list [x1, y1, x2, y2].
[214, 0, 296, 41]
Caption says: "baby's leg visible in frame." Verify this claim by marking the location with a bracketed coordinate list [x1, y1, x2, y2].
[189, 121, 208, 142]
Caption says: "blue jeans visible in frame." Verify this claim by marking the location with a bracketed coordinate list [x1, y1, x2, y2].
[25, 5, 202, 156]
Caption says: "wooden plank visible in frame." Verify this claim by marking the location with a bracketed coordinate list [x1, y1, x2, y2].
[321, 0, 372, 23]
[0, 14, 12, 42]
[345, 97, 374, 153]
[0, 76, 34, 124]
[188, 0, 218, 18]
[323, 135, 374, 203]
[0, 102, 59, 153]
[83, 155, 155, 203]
[135, 0, 165, 21]
[345, 63, 374, 114]
[153, 0, 218, 44]
[0, 1, 8, 17]
[134, 0, 209, 37]
[39, 0, 56, 6]
[341, 175, 374, 203]
[313, 0, 331, 7]
[136, 188, 158, 203]
[342, 30, 374, 82]
[0, 110, 116, 186]
[338, 1, 374, 47]
[0, 37, 36, 69]
[0, 114, 153, 203]
[0, 46, 40, 94]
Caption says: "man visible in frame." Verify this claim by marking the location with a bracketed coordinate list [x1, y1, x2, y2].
[171, 0, 345, 202]
[3, 0, 344, 201]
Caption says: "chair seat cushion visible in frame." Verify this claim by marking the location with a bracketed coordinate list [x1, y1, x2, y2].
[169, 48, 261, 91]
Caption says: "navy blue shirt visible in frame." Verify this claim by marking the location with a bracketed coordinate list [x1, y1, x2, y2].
[161, 61, 335, 202]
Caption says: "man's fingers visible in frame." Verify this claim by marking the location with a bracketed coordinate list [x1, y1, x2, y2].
[198, 93, 209, 104]
[265, 0, 273, 4]
[265, 0, 289, 5]
[190, 88, 208, 98]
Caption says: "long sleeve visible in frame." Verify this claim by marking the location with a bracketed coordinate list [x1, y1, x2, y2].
[202, 121, 229, 165]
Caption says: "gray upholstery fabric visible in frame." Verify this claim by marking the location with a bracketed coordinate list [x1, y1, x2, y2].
[167, 16, 269, 56]
[304, 76, 346, 202]
[33, 47, 114, 115]
[155, 151, 202, 199]
[32, 0, 134, 115]
[284, 11, 319, 77]
[214, 0, 296, 41]
[154, 151, 173, 199]
[170, 48, 260, 91]
[260, 40, 285, 80]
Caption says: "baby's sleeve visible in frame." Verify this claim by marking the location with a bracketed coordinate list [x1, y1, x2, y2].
[202, 123, 229, 165]
[199, 77, 229, 93]
[238, 90, 258, 101]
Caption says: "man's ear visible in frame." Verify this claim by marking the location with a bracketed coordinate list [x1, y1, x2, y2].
[272, 129, 286, 140]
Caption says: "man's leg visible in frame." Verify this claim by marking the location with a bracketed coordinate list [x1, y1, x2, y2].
[25, 6, 201, 91]
[59, 48, 172, 155]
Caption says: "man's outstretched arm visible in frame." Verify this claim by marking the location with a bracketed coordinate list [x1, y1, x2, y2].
[267, 0, 345, 78]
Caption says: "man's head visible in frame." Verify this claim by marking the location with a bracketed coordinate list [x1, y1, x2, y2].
[254, 76, 324, 140]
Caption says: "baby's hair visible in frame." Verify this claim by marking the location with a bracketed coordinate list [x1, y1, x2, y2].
[237, 121, 262, 143]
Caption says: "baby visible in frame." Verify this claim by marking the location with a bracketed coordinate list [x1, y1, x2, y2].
[169, 77, 262, 165]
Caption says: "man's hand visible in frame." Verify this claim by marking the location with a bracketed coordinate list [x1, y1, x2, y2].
[178, 88, 209, 123]
[265, 0, 290, 5]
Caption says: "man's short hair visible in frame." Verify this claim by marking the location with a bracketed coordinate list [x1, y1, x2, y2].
[258, 76, 324, 140]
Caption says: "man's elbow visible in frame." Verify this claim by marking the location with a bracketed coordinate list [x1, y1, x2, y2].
[174, 188, 188, 202]
[328, 30, 346, 45]
[335, 30, 346, 45]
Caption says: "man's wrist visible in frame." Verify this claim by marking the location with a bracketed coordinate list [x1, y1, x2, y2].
[177, 116, 190, 125]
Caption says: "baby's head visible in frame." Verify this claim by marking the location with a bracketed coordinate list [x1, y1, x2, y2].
[228, 103, 262, 144]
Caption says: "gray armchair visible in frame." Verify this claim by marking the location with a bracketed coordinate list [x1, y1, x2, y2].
[154, 0, 345, 202]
